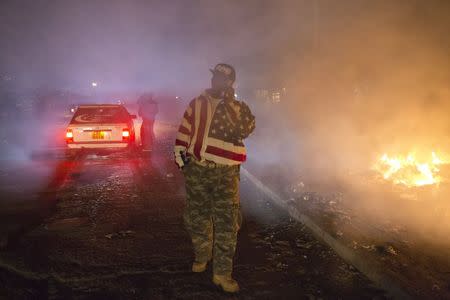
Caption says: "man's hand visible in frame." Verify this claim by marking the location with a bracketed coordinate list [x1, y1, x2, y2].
[175, 154, 185, 169]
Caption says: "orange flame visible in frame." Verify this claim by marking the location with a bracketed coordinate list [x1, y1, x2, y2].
[373, 152, 448, 187]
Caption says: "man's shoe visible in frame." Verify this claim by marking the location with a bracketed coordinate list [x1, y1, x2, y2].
[212, 274, 240, 293]
[192, 261, 208, 273]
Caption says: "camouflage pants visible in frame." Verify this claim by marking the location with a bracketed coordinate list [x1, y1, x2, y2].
[183, 162, 242, 276]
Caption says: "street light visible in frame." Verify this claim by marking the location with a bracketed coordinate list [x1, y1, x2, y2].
[91, 81, 98, 87]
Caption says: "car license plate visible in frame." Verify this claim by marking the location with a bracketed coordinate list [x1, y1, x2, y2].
[92, 131, 105, 139]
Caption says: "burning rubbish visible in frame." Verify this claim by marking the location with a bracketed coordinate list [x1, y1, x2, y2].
[372, 152, 449, 187]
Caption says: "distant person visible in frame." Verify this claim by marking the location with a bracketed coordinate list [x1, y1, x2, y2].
[137, 93, 158, 151]
[174, 63, 255, 293]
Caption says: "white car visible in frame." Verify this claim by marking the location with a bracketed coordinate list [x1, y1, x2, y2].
[65, 104, 138, 155]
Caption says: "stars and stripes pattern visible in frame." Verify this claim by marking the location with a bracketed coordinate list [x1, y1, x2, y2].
[174, 91, 255, 166]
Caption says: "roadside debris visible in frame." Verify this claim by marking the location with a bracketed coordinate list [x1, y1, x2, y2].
[375, 244, 398, 256]
[290, 181, 305, 193]
[432, 284, 440, 291]
[361, 244, 375, 251]
[386, 245, 398, 256]
[105, 230, 135, 239]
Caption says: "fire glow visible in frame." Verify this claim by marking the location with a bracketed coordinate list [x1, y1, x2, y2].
[373, 152, 448, 187]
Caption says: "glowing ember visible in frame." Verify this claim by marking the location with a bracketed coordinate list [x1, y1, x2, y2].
[373, 152, 448, 187]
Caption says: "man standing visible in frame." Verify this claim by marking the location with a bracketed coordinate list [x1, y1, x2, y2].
[137, 93, 159, 151]
[174, 63, 255, 293]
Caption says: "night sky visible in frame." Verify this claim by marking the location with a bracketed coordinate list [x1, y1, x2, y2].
[0, 0, 448, 94]
[0, 0, 310, 92]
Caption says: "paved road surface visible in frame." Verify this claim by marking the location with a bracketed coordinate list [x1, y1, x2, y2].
[0, 124, 385, 299]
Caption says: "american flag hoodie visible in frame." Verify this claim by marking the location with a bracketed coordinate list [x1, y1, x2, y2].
[174, 90, 255, 167]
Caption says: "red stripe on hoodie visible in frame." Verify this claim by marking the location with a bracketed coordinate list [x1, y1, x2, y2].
[193, 96, 207, 159]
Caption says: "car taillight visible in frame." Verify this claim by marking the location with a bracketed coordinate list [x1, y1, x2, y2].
[66, 129, 73, 143]
[122, 128, 130, 141]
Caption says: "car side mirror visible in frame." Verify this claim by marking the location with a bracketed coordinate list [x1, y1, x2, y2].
[130, 114, 137, 119]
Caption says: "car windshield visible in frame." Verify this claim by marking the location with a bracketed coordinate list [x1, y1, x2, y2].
[70, 106, 129, 124]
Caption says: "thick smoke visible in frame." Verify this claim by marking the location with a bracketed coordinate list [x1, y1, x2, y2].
[269, 0, 450, 174]
[1, 0, 449, 239]
[247, 1, 450, 241]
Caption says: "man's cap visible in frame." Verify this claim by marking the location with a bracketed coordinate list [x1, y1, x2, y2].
[210, 63, 236, 82]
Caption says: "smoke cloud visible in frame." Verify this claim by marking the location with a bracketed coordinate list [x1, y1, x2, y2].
[1, 0, 449, 240]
